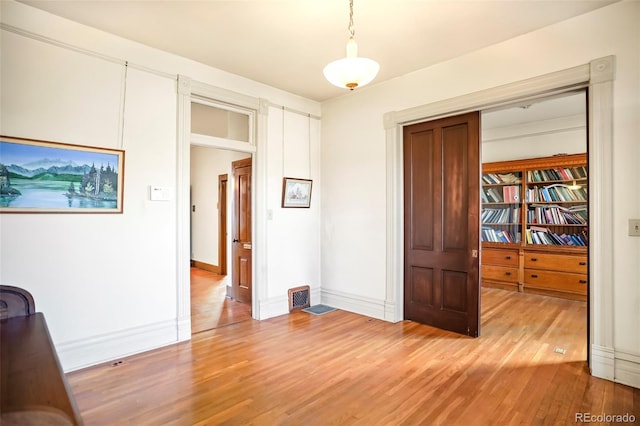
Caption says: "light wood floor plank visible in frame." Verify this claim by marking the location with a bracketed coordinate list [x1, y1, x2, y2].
[68, 288, 639, 425]
[190, 267, 251, 333]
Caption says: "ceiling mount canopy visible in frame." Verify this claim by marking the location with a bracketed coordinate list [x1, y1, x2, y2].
[323, 0, 380, 91]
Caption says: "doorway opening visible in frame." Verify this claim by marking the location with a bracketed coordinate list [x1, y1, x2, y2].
[189, 96, 256, 335]
[190, 146, 253, 334]
[400, 90, 589, 366]
[387, 56, 613, 378]
[479, 90, 588, 361]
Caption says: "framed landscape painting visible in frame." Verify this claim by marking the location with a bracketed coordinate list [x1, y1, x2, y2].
[0, 136, 124, 213]
[281, 177, 312, 208]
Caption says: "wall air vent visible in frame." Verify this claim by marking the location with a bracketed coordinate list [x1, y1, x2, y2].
[288, 285, 310, 312]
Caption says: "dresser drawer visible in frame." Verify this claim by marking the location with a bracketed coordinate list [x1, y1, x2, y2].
[482, 249, 519, 267]
[524, 269, 587, 295]
[482, 265, 519, 283]
[524, 252, 587, 274]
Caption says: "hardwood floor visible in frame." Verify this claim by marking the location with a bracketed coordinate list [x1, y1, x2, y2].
[190, 267, 252, 333]
[68, 288, 639, 425]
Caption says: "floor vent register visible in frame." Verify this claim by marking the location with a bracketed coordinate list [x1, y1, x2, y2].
[288, 285, 311, 312]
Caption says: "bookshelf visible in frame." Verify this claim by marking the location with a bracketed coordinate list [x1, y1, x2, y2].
[481, 154, 588, 300]
[481, 171, 522, 244]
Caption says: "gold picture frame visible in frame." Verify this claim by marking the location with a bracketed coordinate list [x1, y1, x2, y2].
[0, 135, 125, 213]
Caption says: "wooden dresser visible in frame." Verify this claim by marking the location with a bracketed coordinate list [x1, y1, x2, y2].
[522, 249, 588, 301]
[0, 286, 83, 425]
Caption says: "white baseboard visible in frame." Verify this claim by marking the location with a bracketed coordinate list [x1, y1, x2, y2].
[590, 344, 640, 389]
[591, 344, 615, 381]
[309, 287, 322, 308]
[615, 350, 640, 389]
[258, 294, 288, 319]
[321, 288, 386, 320]
[57, 319, 178, 373]
[177, 315, 191, 342]
[384, 300, 400, 323]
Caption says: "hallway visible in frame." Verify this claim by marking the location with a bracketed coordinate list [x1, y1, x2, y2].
[190, 267, 252, 333]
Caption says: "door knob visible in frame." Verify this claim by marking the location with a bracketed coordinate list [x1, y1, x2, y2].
[233, 239, 239, 243]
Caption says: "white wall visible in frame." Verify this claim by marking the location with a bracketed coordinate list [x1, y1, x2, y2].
[263, 107, 322, 311]
[190, 146, 249, 267]
[0, 0, 321, 371]
[321, 1, 639, 386]
[481, 115, 586, 162]
[0, 30, 179, 367]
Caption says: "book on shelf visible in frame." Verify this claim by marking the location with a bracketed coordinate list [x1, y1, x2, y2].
[502, 185, 520, 203]
[569, 205, 588, 223]
[481, 227, 521, 244]
[529, 225, 549, 232]
[527, 204, 586, 225]
[525, 184, 588, 203]
[498, 173, 521, 184]
[526, 166, 588, 182]
[527, 225, 587, 246]
[482, 172, 521, 185]
[486, 187, 503, 202]
[482, 207, 520, 224]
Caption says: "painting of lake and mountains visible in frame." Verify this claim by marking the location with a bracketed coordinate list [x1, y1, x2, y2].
[0, 136, 124, 213]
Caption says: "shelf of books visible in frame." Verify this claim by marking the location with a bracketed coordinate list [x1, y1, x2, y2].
[524, 164, 588, 248]
[481, 171, 522, 245]
[482, 154, 588, 251]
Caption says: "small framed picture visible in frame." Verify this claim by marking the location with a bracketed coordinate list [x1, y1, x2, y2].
[281, 177, 312, 208]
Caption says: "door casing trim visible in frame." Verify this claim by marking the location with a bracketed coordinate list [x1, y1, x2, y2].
[177, 76, 267, 341]
[218, 173, 228, 276]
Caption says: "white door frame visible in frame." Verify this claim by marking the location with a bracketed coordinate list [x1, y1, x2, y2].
[383, 56, 615, 381]
[176, 76, 269, 340]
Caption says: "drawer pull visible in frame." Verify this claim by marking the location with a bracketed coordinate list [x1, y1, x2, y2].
[579, 262, 587, 266]
[579, 280, 587, 284]
[505, 256, 511, 260]
[505, 272, 511, 276]
[531, 274, 538, 278]
[531, 258, 538, 262]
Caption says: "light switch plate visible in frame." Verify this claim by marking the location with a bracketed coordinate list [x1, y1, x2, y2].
[149, 186, 171, 201]
[629, 219, 640, 237]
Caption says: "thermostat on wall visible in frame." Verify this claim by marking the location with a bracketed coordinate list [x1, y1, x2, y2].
[149, 186, 171, 201]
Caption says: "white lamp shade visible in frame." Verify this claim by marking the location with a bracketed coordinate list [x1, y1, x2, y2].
[323, 57, 380, 90]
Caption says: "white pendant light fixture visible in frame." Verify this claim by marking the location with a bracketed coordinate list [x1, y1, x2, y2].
[323, 0, 379, 90]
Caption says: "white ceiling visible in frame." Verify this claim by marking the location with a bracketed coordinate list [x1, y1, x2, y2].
[18, 0, 617, 103]
[482, 90, 586, 131]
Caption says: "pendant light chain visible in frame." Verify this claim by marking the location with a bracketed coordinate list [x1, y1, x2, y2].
[348, 0, 355, 38]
